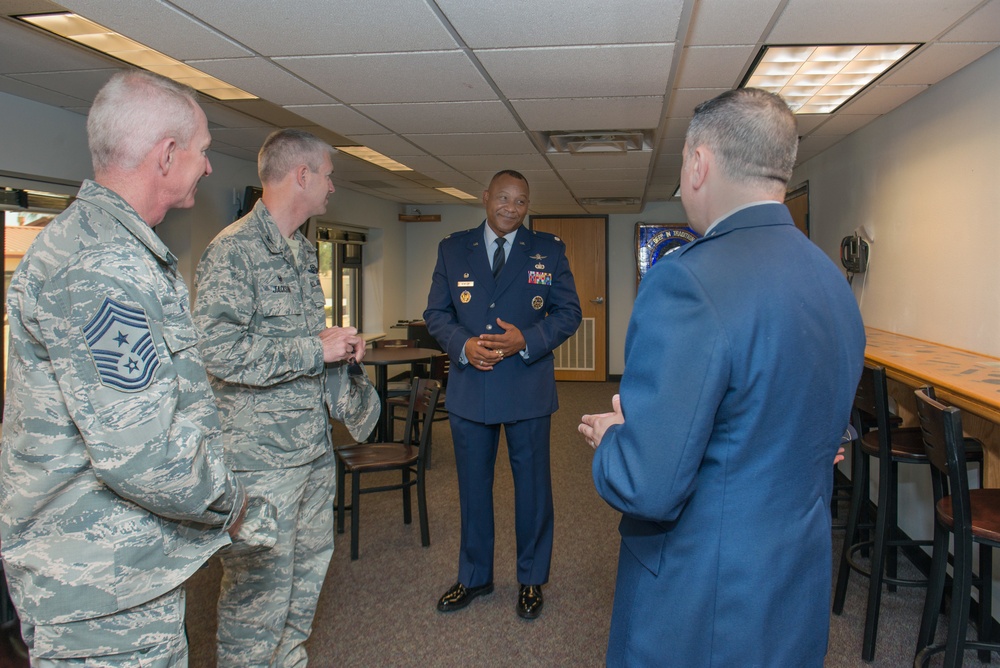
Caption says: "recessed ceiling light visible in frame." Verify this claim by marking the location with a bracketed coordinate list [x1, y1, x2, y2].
[335, 146, 413, 172]
[435, 187, 477, 200]
[741, 44, 919, 114]
[18, 13, 257, 101]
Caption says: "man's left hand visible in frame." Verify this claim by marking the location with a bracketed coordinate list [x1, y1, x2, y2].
[478, 317, 525, 363]
[579, 394, 625, 449]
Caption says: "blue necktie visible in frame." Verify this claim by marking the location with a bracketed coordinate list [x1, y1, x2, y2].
[492, 237, 506, 279]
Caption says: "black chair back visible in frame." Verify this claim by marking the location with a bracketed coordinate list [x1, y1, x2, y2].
[401, 378, 441, 458]
[914, 387, 971, 533]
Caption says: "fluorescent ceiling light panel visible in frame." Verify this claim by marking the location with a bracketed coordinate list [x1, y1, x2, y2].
[743, 44, 918, 114]
[18, 13, 256, 101]
[435, 187, 477, 200]
[335, 146, 413, 172]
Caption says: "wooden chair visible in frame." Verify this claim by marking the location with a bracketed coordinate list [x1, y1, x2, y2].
[388, 353, 448, 464]
[833, 364, 938, 661]
[914, 387, 997, 668]
[335, 378, 441, 560]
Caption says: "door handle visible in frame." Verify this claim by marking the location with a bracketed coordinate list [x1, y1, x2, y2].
[590, 297, 605, 304]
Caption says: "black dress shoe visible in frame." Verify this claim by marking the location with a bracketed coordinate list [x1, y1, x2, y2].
[436, 581, 494, 612]
[517, 584, 543, 619]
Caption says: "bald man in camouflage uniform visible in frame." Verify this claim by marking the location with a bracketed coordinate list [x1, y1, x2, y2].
[0, 71, 250, 667]
[193, 129, 377, 668]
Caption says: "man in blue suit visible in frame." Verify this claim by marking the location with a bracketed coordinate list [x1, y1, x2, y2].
[425, 170, 581, 619]
[580, 89, 865, 666]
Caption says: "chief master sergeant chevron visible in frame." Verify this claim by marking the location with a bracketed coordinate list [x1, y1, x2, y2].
[0, 70, 252, 666]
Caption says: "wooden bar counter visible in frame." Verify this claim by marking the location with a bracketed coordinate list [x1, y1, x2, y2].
[865, 326, 1000, 484]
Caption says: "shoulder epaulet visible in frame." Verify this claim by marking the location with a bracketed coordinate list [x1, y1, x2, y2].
[530, 229, 563, 244]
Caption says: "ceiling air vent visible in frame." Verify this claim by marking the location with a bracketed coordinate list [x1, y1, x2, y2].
[580, 197, 641, 207]
[546, 130, 651, 154]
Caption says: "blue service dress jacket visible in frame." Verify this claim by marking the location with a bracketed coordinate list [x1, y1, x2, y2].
[424, 222, 581, 424]
[592, 203, 866, 667]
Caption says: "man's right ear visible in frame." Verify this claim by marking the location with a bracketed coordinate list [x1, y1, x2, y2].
[155, 138, 177, 175]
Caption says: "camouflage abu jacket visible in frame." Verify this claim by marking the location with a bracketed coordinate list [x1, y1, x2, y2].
[193, 200, 376, 470]
[0, 180, 246, 626]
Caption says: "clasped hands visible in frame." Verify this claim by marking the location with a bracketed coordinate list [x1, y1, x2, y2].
[466, 317, 525, 371]
[319, 326, 365, 364]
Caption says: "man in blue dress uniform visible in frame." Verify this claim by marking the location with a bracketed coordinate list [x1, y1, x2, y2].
[424, 170, 581, 619]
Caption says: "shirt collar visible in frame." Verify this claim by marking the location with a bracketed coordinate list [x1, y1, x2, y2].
[703, 200, 782, 236]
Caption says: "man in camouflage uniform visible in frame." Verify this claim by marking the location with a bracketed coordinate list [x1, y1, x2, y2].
[193, 128, 377, 667]
[0, 70, 249, 666]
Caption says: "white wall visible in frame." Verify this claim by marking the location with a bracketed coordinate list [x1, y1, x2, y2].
[792, 47, 1000, 355]
[793, 47, 1000, 594]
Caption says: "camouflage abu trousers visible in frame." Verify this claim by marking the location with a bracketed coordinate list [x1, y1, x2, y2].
[25, 587, 188, 667]
[216, 449, 335, 668]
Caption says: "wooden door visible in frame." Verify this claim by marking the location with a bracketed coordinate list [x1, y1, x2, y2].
[530, 216, 607, 381]
[785, 183, 809, 236]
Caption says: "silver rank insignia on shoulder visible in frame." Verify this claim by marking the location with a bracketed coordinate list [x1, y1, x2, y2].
[531, 295, 544, 310]
[460, 290, 472, 304]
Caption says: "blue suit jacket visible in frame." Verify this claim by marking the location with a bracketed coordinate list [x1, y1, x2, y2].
[423, 223, 581, 424]
[593, 203, 865, 667]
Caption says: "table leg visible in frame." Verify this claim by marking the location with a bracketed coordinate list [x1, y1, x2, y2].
[373, 365, 388, 442]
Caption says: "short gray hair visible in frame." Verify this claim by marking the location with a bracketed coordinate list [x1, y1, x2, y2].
[686, 88, 798, 188]
[258, 129, 335, 184]
[87, 70, 201, 174]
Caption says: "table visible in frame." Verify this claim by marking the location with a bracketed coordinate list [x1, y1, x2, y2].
[362, 346, 442, 442]
[865, 327, 1000, 483]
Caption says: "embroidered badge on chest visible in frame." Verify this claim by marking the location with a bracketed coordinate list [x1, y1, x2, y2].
[460, 290, 472, 304]
[532, 296, 544, 310]
[83, 297, 160, 392]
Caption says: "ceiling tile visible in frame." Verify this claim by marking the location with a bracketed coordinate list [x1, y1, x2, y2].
[942, 1, 1000, 41]
[0, 18, 118, 73]
[686, 0, 784, 46]
[560, 168, 650, 184]
[186, 57, 334, 105]
[881, 43, 999, 86]
[170, 0, 457, 56]
[406, 132, 537, 156]
[839, 84, 928, 115]
[511, 96, 664, 131]
[342, 134, 428, 157]
[479, 45, 675, 99]
[675, 45, 758, 89]
[57, 0, 251, 59]
[768, 0, 984, 43]
[437, 0, 684, 48]
[209, 126, 275, 149]
[275, 52, 497, 104]
[285, 104, 390, 136]
[9, 68, 120, 102]
[0, 74, 91, 106]
[202, 102, 274, 128]
[794, 115, 828, 135]
[809, 114, 880, 136]
[388, 155, 457, 174]
[355, 101, 521, 134]
[222, 99, 316, 127]
[441, 154, 551, 172]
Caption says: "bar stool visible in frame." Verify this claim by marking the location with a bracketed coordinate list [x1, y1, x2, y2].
[833, 364, 938, 661]
[913, 387, 995, 668]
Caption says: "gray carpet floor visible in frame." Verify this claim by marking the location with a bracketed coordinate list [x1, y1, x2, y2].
[182, 381, 969, 667]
